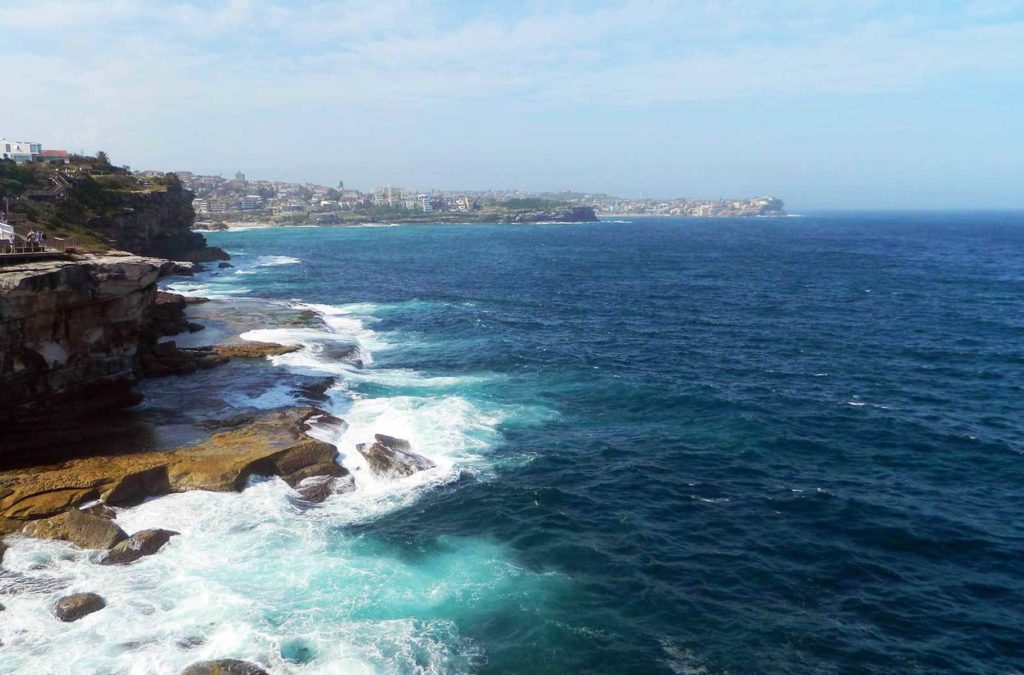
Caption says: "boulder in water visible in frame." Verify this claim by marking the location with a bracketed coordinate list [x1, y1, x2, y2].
[101, 528, 179, 565]
[54, 592, 105, 622]
[357, 435, 435, 478]
[65, 508, 128, 550]
[292, 475, 355, 504]
[181, 659, 269, 675]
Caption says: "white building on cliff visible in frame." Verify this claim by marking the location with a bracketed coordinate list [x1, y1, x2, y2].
[1, 139, 42, 162]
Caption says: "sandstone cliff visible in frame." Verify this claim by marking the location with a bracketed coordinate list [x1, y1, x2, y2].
[86, 181, 212, 260]
[0, 254, 174, 437]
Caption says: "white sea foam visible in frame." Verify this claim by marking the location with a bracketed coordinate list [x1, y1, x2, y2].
[256, 255, 302, 267]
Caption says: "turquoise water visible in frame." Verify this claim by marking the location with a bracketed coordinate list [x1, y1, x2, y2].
[2, 214, 1023, 673]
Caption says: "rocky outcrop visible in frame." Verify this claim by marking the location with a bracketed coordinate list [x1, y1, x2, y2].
[213, 342, 300, 359]
[87, 180, 214, 260]
[54, 592, 106, 622]
[0, 407, 342, 535]
[182, 660, 269, 675]
[0, 254, 176, 438]
[101, 528, 178, 565]
[504, 206, 598, 223]
[357, 434, 435, 478]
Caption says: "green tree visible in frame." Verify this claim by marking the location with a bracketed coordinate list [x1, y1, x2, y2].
[96, 150, 110, 165]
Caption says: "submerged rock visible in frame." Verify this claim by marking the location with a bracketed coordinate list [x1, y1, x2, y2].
[54, 592, 105, 622]
[181, 659, 268, 675]
[357, 435, 435, 478]
[281, 637, 318, 663]
[101, 528, 178, 565]
[0, 569, 70, 596]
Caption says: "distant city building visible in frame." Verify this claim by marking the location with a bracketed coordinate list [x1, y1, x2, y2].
[240, 195, 264, 211]
[1, 139, 42, 162]
[235, 171, 246, 182]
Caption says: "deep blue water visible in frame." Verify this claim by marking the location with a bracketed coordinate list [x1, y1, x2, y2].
[197, 213, 1023, 672]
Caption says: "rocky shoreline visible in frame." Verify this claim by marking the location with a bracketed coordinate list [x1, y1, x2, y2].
[0, 251, 439, 672]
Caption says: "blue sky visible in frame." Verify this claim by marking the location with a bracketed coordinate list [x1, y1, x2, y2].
[2, 0, 1023, 209]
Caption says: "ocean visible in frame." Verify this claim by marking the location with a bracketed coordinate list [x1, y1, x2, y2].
[2, 212, 1023, 673]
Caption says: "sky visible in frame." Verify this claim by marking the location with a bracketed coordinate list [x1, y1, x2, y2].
[1, 0, 1023, 209]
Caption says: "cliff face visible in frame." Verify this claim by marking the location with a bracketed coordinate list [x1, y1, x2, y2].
[87, 183, 213, 260]
[0, 255, 173, 432]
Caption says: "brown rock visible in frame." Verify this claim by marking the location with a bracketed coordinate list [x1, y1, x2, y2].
[21, 513, 70, 540]
[181, 660, 268, 675]
[54, 592, 106, 622]
[1, 407, 341, 537]
[212, 342, 300, 359]
[65, 508, 128, 549]
[101, 528, 178, 565]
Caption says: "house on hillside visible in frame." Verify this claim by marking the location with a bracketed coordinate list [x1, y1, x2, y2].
[38, 149, 70, 164]
[1, 139, 42, 162]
